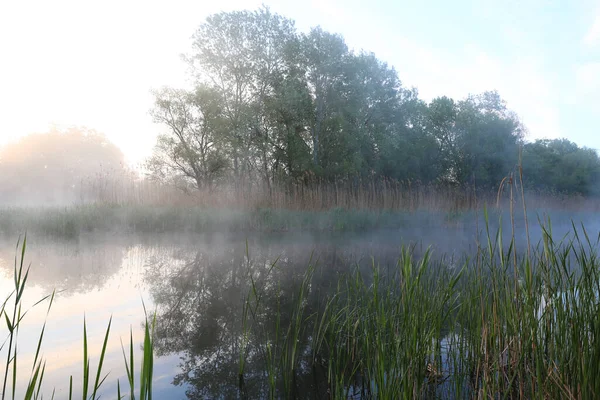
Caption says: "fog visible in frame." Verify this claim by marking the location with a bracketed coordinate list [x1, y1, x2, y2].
[0, 127, 133, 206]
[2, 4, 600, 397]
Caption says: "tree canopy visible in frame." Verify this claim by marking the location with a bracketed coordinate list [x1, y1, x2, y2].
[522, 139, 600, 196]
[148, 6, 600, 197]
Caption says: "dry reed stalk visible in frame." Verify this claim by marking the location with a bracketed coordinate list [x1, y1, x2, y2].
[72, 170, 600, 214]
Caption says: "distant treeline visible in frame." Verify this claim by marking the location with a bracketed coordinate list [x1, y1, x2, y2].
[143, 6, 600, 196]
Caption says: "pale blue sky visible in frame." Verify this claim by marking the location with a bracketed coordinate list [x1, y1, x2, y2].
[1, 0, 598, 164]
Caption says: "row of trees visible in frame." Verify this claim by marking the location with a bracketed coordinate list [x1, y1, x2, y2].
[1, 7, 598, 200]
[522, 139, 600, 196]
[146, 7, 600, 196]
[0, 127, 598, 205]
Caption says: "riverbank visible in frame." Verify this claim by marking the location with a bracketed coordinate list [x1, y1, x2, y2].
[1, 202, 596, 242]
[0, 204, 483, 239]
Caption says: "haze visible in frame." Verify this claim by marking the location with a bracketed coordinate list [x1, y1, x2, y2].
[1, 0, 599, 165]
[2, 2, 600, 398]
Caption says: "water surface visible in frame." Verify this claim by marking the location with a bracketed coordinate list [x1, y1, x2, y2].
[0, 214, 587, 398]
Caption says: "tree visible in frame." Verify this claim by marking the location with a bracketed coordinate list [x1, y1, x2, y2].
[425, 96, 459, 182]
[150, 7, 600, 197]
[186, 6, 297, 188]
[378, 91, 445, 183]
[299, 27, 349, 174]
[336, 52, 400, 178]
[147, 86, 229, 190]
[455, 92, 524, 188]
[0, 127, 127, 205]
[264, 68, 313, 181]
[424, 91, 523, 188]
[522, 139, 600, 195]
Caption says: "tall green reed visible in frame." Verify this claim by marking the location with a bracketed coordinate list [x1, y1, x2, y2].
[0, 235, 156, 399]
[231, 202, 600, 399]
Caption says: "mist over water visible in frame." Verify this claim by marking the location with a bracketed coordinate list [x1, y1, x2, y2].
[0, 205, 596, 398]
[3, 2, 600, 397]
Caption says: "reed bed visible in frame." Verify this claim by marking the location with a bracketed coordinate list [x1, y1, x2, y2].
[222, 211, 600, 399]
[64, 171, 600, 212]
[3, 173, 599, 239]
[3, 167, 600, 398]
[3, 214, 599, 398]
[78, 172, 482, 211]
[0, 205, 478, 239]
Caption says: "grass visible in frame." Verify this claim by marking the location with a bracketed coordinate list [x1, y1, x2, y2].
[0, 235, 156, 400]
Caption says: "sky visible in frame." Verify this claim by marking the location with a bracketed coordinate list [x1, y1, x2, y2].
[1, 0, 599, 165]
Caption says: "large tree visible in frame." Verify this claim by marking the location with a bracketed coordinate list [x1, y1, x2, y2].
[186, 6, 297, 189]
[147, 86, 229, 190]
[425, 91, 523, 188]
[299, 27, 349, 173]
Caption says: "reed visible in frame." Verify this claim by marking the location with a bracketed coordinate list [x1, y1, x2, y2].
[3, 172, 600, 398]
[0, 204, 482, 239]
[11, 166, 593, 212]
[0, 236, 156, 400]
[224, 213, 599, 399]
[221, 171, 600, 399]
[73, 171, 600, 212]
[6, 215, 599, 398]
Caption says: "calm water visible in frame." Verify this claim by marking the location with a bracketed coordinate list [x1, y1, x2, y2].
[0, 216, 584, 398]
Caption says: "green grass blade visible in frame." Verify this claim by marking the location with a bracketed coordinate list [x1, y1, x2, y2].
[139, 308, 155, 400]
[31, 324, 46, 374]
[23, 361, 42, 400]
[10, 356, 15, 400]
[34, 361, 46, 399]
[16, 263, 32, 304]
[4, 311, 13, 334]
[91, 316, 112, 399]
[120, 327, 135, 400]
[82, 316, 89, 400]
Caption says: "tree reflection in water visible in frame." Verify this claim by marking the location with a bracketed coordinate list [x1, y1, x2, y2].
[145, 237, 402, 399]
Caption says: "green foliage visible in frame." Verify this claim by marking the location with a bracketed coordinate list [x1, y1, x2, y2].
[150, 7, 556, 193]
[523, 138, 600, 195]
[425, 92, 523, 187]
